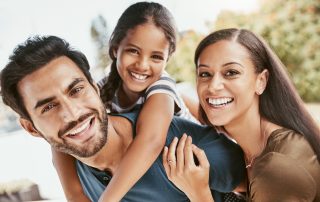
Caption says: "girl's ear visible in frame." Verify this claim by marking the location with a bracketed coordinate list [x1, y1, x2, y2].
[256, 69, 269, 95]
[112, 48, 118, 59]
[19, 118, 42, 138]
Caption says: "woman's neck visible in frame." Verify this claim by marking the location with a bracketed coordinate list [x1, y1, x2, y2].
[224, 107, 275, 167]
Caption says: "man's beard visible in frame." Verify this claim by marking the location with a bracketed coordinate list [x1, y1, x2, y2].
[44, 107, 108, 158]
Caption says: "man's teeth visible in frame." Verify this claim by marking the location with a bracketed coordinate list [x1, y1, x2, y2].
[131, 72, 147, 80]
[68, 119, 91, 136]
[208, 98, 233, 106]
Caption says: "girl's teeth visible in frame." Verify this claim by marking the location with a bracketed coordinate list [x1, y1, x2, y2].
[131, 72, 147, 80]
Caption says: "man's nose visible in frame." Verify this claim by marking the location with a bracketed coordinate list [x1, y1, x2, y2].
[59, 97, 82, 122]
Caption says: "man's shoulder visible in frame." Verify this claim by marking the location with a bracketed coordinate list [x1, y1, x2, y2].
[110, 111, 139, 123]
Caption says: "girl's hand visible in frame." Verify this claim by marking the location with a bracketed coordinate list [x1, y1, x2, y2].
[162, 134, 214, 202]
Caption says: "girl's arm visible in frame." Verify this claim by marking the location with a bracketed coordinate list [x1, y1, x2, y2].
[99, 93, 174, 201]
[162, 134, 214, 202]
[51, 148, 90, 202]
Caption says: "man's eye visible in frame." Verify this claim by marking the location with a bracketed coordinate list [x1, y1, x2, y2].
[70, 86, 83, 96]
[42, 103, 56, 113]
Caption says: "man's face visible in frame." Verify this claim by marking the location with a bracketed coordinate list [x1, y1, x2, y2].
[18, 56, 108, 158]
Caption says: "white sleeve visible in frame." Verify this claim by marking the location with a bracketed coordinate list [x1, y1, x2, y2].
[145, 72, 183, 111]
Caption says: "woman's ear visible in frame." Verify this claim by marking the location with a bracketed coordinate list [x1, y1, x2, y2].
[19, 118, 42, 138]
[256, 69, 269, 95]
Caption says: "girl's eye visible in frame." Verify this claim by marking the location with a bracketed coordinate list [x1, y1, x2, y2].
[151, 55, 164, 61]
[127, 48, 139, 54]
[70, 86, 84, 96]
[42, 103, 57, 114]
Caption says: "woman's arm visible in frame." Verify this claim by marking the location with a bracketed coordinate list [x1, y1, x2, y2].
[51, 148, 90, 202]
[99, 93, 174, 201]
[162, 134, 214, 202]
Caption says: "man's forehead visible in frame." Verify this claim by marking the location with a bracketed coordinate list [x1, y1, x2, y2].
[17, 56, 86, 106]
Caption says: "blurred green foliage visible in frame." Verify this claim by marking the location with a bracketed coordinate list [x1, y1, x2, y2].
[166, 31, 203, 85]
[167, 0, 320, 102]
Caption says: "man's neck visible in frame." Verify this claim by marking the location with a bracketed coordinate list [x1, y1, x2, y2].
[77, 115, 133, 175]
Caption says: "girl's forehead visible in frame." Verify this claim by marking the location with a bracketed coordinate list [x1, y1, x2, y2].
[121, 23, 170, 50]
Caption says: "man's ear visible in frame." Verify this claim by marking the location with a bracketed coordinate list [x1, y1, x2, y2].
[255, 69, 269, 95]
[19, 118, 42, 138]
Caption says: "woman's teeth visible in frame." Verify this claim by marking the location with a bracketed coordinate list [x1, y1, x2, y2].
[208, 98, 233, 106]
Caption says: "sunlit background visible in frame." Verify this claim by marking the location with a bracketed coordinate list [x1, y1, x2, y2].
[0, 0, 319, 201]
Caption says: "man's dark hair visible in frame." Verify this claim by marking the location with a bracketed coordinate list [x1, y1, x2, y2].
[1, 35, 94, 121]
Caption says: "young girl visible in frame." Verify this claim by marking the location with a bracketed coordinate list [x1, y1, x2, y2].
[163, 28, 320, 201]
[52, 2, 197, 201]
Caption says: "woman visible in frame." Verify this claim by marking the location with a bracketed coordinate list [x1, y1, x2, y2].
[163, 28, 320, 201]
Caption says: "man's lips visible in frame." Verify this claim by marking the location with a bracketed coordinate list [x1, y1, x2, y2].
[63, 116, 95, 138]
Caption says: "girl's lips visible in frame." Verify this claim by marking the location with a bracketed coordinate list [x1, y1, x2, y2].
[130, 71, 148, 80]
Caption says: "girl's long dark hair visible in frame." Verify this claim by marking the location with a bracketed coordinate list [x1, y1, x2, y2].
[195, 28, 320, 161]
[100, 2, 177, 108]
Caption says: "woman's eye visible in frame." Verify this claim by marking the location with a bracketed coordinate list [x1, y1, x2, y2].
[198, 72, 210, 77]
[70, 86, 83, 96]
[225, 70, 239, 77]
[42, 103, 57, 114]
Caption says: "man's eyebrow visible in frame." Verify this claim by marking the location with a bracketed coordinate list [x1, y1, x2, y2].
[33, 78, 85, 110]
[66, 78, 85, 93]
[34, 96, 56, 110]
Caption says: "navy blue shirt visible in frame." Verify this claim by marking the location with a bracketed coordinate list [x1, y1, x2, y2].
[77, 112, 245, 202]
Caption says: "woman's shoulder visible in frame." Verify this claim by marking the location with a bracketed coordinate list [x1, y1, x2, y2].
[265, 128, 315, 159]
[249, 128, 320, 201]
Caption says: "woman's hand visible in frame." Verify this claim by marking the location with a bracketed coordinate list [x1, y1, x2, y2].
[162, 134, 214, 202]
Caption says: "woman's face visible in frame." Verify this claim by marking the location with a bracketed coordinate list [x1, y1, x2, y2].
[196, 40, 266, 127]
[114, 22, 170, 96]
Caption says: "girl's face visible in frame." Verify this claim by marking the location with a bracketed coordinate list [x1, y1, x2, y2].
[196, 40, 267, 127]
[114, 22, 170, 95]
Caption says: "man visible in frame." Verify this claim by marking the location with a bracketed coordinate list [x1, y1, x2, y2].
[1, 36, 245, 202]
